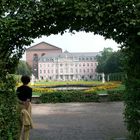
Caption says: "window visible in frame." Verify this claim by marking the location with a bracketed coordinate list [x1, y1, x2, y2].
[34, 54, 37, 57]
[66, 68, 68, 73]
[56, 69, 58, 73]
[33, 54, 38, 61]
[70, 68, 73, 73]
[60, 68, 63, 73]
[41, 53, 45, 56]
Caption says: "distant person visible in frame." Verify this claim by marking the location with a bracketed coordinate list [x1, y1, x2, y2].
[17, 75, 33, 140]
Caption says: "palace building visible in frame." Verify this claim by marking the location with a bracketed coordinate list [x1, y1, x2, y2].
[26, 42, 62, 78]
[26, 42, 99, 81]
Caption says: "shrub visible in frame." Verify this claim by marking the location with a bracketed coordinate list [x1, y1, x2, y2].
[0, 91, 20, 140]
[124, 79, 140, 140]
[40, 90, 99, 103]
[107, 90, 124, 101]
[0, 76, 20, 140]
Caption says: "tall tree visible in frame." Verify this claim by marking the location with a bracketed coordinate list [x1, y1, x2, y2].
[104, 51, 124, 74]
[96, 49, 124, 74]
[16, 60, 31, 76]
[96, 47, 113, 73]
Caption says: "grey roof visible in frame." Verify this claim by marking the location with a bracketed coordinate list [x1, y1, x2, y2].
[38, 51, 99, 62]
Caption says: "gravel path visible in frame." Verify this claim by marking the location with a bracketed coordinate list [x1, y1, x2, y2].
[30, 102, 128, 140]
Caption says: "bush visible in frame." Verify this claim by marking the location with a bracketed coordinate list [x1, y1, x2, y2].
[124, 79, 140, 140]
[40, 90, 99, 103]
[107, 90, 124, 101]
[0, 75, 20, 140]
[0, 90, 20, 140]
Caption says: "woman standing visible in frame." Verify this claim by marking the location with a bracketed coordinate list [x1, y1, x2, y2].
[17, 75, 33, 140]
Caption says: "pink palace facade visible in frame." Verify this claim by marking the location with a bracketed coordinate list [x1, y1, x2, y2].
[26, 42, 99, 81]
[38, 51, 98, 81]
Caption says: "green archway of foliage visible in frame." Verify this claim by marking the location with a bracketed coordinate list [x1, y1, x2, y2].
[0, 0, 140, 139]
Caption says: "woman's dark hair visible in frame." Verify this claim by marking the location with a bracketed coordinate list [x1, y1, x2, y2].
[21, 75, 31, 84]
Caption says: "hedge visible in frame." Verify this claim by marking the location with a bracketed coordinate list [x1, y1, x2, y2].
[0, 90, 20, 140]
[40, 90, 99, 103]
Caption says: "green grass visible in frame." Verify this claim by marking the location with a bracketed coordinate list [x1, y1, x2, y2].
[93, 84, 125, 95]
[110, 84, 125, 90]
[32, 92, 42, 96]
[96, 90, 108, 94]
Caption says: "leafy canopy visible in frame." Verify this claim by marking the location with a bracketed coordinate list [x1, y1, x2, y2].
[0, 0, 139, 74]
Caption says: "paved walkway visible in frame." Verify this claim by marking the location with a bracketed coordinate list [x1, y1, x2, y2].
[30, 102, 128, 140]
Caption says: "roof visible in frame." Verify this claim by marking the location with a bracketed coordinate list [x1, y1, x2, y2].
[26, 42, 62, 51]
[38, 51, 99, 62]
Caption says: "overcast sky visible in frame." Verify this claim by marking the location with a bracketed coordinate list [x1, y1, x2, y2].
[22, 31, 120, 60]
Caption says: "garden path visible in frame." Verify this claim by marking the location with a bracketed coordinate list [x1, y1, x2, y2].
[30, 102, 127, 140]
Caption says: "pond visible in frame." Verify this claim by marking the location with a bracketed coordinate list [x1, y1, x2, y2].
[52, 86, 90, 90]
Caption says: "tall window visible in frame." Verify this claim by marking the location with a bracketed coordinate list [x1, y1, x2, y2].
[41, 53, 45, 56]
[56, 69, 58, 73]
[70, 68, 73, 73]
[33, 54, 38, 61]
[60, 68, 63, 73]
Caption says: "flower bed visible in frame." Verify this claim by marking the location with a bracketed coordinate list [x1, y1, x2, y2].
[17, 81, 124, 103]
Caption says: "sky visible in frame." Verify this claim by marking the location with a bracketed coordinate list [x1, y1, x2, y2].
[22, 31, 120, 60]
